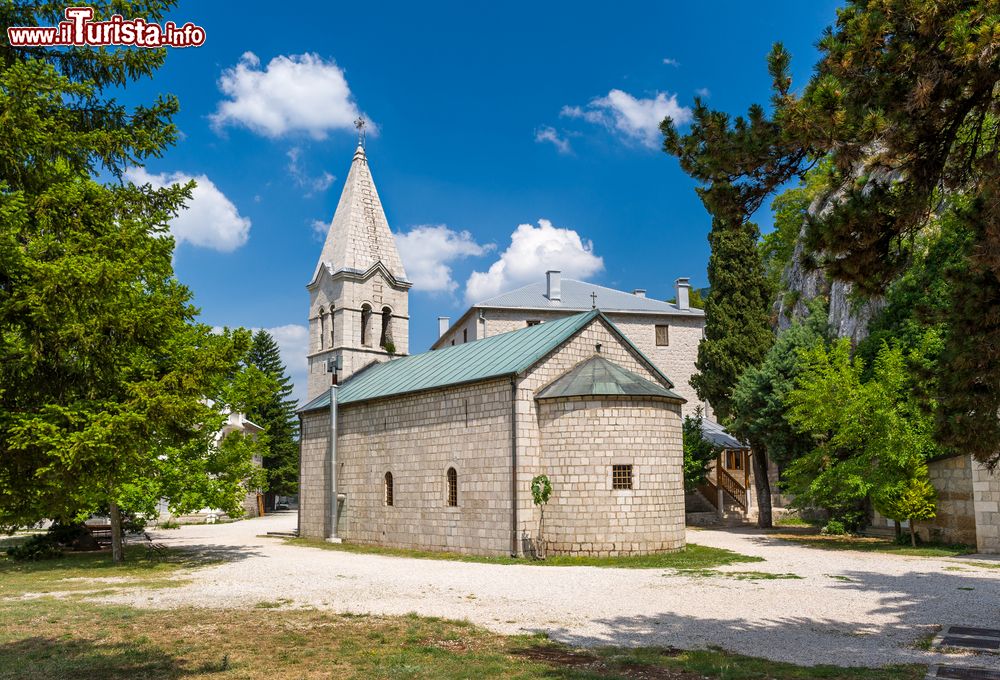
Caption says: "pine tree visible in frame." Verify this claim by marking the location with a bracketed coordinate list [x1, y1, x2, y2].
[0, 1, 266, 562]
[246, 331, 300, 502]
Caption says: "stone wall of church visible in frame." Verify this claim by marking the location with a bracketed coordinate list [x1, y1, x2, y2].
[515, 316, 686, 555]
[535, 396, 685, 556]
[299, 378, 515, 555]
[441, 308, 706, 416]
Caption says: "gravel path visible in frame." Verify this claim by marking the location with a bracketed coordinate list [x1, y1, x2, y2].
[104, 512, 1000, 670]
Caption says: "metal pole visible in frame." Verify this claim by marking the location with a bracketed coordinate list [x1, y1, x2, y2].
[327, 384, 342, 543]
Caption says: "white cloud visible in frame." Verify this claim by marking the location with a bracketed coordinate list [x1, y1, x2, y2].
[395, 225, 491, 294]
[662, 57, 680, 66]
[465, 219, 604, 303]
[310, 218, 328, 240]
[561, 89, 691, 148]
[534, 126, 571, 154]
[287, 147, 335, 195]
[211, 52, 370, 139]
[126, 167, 250, 252]
[696, 87, 711, 98]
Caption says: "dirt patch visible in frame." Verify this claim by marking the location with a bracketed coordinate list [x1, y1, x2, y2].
[511, 645, 699, 679]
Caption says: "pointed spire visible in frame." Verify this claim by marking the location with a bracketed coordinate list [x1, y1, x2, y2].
[315, 142, 408, 282]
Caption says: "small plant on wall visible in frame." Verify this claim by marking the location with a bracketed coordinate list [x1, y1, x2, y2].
[531, 474, 552, 560]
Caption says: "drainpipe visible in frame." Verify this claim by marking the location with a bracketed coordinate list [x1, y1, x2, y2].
[327, 384, 343, 543]
[296, 413, 303, 536]
[510, 377, 519, 556]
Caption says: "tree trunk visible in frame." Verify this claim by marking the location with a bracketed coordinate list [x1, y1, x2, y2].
[109, 501, 124, 564]
[910, 521, 917, 548]
[751, 445, 773, 529]
[538, 507, 545, 560]
[894, 520, 902, 540]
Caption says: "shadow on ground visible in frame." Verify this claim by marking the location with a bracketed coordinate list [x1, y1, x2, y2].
[537, 567, 1000, 670]
[0, 636, 231, 679]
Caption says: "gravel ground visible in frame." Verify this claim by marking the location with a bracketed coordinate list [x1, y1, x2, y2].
[102, 512, 1000, 670]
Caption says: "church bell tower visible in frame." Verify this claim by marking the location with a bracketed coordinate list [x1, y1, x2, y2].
[306, 120, 411, 399]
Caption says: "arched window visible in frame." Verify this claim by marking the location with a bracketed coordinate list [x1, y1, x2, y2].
[446, 467, 458, 507]
[329, 306, 335, 348]
[384, 472, 393, 506]
[360, 304, 372, 346]
[318, 307, 326, 350]
[380, 306, 393, 349]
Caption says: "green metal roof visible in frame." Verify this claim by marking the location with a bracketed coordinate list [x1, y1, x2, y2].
[535, 355, 684, 401]
[298, 309, 677, 411]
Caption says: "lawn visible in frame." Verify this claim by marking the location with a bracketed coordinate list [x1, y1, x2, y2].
[765, 532, 974, 557]
[285, 537, 765, 570]
[0, 550, 925, 679]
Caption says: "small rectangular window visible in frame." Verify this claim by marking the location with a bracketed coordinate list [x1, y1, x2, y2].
[612, 464, 633, 490]
[463, 328, 468, 343]
[655, 325, 669, 346]
[526, 320, 541, 327]
[726, 450, 744, 471]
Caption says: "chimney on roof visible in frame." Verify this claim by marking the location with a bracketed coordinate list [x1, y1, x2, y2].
[675, 277, 691, 311]
[632, 289, 646, 298]
[546, 270, 561, 302]
[437, 316, 450, 337]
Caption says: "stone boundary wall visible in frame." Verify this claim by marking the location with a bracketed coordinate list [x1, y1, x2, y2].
[972, 460, 1000, 554]
[920, 454, 976, 546]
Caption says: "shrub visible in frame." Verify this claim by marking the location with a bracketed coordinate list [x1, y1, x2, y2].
[822, 520, 846, 536]
[6, 533, 63, 561]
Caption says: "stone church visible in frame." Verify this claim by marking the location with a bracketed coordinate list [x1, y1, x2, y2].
[298, 140, 687, 557]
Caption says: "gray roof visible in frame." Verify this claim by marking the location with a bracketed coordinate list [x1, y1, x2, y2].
[299, 311, 677, 412]
[701, 418, 747, 450]
[536, 355, 684, 401]
[473, 279, 704, 316]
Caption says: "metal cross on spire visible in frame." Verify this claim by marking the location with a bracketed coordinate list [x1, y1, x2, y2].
[591, 291, 598, 309]
[354, 116, 366, 148]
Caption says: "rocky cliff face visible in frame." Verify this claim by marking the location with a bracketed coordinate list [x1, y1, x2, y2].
[774, 165, 890, 345]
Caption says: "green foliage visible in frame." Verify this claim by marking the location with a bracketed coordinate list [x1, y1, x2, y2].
[784, 338, 941, 528]
[730, 300, 831, 469]
[663, 0, 1000, 468]
[761, 159, 833, 293]
[822, 520, 846, 536]
[874, 469, 937, 525]
[245, 330, 299, 498]
[6, 533, 64, 561]
[682, 409, 721, 491]
[0, 1, 265, 559]
[530, 475, 551, 506]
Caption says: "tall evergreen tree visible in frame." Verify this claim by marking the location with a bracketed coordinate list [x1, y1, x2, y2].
[246, 331, 299, 502]
[0, 1, 266, 562]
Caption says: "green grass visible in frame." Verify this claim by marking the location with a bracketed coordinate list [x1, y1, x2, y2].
[767, 533, 974, 557]
[676, 569, 803, 580]
[0, 550, 924, 679]
[773, 516, 821, 528]
[285, 536, 764, 570]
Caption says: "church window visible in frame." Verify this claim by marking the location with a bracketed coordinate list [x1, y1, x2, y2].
[612, 464, 633, 490]
[384, 472, 394, 506]
[655, 325, 669, 346]
[380, 306, 393, 348]
[361, 304, 372, 346]
[462, 328, 468, 343]
[329, 307, 335, 348]
[318, 308, 327, 350]
[446, 467, 458, 506]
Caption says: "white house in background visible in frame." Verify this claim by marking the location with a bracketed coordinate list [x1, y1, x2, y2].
[155, 410, 264, 522]
[433, 271, 708, 416]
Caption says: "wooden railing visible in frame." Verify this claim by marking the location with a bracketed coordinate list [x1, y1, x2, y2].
[717, 467, 747, 510]
[697, 480, 719, 509]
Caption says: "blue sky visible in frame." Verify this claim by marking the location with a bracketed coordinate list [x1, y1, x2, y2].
[116, 0, 840, 403]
